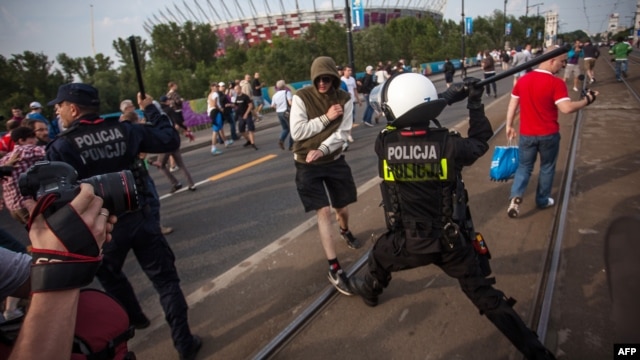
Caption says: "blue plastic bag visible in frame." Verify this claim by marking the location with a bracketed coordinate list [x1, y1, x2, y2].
[489, 143, 519, 182]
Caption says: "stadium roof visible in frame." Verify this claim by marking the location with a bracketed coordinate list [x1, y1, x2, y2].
[144, 0, 448, 34]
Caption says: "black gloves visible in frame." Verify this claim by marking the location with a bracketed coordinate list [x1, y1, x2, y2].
[439, 82, 467, 105]
[438, 77, 484, 109]
[465, 77, 484, 110]
[581, 89, 597, 105]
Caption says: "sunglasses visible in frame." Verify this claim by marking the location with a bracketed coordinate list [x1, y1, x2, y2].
[316, 76, 333, 84]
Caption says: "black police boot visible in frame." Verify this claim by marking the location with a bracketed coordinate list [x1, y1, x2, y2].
[350, 275, 382, 307]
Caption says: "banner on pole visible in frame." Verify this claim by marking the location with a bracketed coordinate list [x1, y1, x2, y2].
[352, 0, 364, 29]
[526, 28, 532, 37]
[505, 22, 512, 35]
[465, 17, 473, 35]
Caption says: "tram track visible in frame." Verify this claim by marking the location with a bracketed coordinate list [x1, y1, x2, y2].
[253, 107, 574, 360]
[251, 52, 640, 359]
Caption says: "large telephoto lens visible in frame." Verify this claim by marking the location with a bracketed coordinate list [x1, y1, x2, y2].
[82, 170, 140, 216]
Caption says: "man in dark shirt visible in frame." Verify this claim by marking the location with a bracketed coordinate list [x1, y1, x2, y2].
[251, 72, 264, 120]
[234, 84, 257, 149]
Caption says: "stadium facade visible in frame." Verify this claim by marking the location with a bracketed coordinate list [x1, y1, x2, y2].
[145, 0, 447, 48]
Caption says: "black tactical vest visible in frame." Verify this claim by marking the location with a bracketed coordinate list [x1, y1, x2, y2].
[377, 125, 459, 234]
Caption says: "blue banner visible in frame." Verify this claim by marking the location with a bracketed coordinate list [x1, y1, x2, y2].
[465, 17, 473, 35]
[526, 28, 532, 37]
[352, 0, 364, 29]
[505, 22, 512, 36]
[538, 31, 542, 40]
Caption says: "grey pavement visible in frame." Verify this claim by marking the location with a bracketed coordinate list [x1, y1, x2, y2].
[132, 59, 640, 359]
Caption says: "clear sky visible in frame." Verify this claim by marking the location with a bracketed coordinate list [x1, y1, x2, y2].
[0, 0, 635, 64]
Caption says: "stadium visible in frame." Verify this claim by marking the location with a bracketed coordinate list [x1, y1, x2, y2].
[144, 0, 448, 47]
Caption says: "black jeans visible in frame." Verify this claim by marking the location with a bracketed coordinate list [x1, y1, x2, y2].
[484, 72, 497, 95]
[96, 208, 194, 354]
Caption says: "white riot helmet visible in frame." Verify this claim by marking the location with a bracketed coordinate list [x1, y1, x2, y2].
[370, 72, 447, 128]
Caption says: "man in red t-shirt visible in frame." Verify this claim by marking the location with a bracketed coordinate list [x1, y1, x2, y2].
[0, 120, 20, 157]
[505, 46, 599, 218]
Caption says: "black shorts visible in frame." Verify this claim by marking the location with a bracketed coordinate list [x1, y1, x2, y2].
[237, 114, 255, 132]
[445, 73, 454, 83]
[294, 156, 357, 212]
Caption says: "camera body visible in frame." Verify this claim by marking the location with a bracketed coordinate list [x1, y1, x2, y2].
[19, 161, 140, 216]
[0, 166, 13, 179]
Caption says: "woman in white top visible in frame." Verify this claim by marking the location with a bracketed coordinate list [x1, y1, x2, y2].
[207, 82, 227, 155]
[374, 64, 388, 85]
[270, 79, 293, 150]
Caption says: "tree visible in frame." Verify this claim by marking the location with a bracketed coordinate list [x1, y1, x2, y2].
[1, 52, 63, 119]
[304, 21, 349, 66]
[149, 21, 218, 71]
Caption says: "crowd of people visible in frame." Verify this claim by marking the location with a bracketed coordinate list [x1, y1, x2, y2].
[0, 39, 632, 359]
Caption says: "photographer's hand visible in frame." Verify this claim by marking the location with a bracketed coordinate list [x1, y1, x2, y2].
[10, 184, 117, 360]
[28, 183, 116, 251]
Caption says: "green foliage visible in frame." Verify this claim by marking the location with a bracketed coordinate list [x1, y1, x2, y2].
[0, 13, 580, 120]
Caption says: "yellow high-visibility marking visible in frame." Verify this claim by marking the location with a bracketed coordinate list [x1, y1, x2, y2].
[382, 158, 448, 181]
[208, 154, 278, 182]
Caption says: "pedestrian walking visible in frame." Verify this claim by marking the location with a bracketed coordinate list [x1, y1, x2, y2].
[234, 84, 257, 150]
[271, 80, 293, 150]
[505, 47, 599, 218]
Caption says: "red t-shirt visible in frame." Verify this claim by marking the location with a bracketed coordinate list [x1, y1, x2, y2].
[0, 132, 14, 153]
[512, 69, 570, 136]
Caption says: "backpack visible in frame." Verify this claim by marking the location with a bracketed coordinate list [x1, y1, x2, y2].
[0, 289, 135, 360]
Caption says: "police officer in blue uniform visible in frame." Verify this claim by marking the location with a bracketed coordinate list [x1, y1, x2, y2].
[349, 74, 556, 360]
[45, 83, 202, 360]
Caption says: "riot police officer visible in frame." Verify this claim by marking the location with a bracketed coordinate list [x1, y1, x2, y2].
[349, 73, 555, 360]
[45, 83, 202, 360]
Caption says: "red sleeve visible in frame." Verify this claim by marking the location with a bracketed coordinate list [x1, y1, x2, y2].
[552, 77, 569, 102]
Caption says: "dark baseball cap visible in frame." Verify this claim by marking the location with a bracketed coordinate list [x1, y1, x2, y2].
[47, 83, 100, 107]
[159, 95, 168, 103]
[336, 65, 344, 71]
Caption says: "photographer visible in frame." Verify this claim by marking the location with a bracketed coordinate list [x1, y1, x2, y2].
[45, 83, 202, 360]
[5, 183, 116, 359]
[349, 73, 556, 359]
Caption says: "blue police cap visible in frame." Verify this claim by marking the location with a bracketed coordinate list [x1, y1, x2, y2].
[47, 83, 100, 107]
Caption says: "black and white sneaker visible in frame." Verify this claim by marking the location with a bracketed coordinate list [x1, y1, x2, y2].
[327, 269, 353, 296]
[340, 229, 361, 249]
[507, 197, 522, 218]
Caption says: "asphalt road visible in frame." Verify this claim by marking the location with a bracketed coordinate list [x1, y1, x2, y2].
[0, 68, 510, 303]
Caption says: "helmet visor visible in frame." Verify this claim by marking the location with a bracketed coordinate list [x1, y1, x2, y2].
[369, 82, 385, 115]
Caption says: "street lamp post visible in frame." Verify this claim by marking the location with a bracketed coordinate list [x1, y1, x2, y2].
[344, 0, 355, 71]
[461, 0, 465, 61]
[503, 0, 508, 49]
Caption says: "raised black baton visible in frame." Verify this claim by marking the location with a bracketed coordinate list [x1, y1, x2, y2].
[128, 35, 145, 99]
[474, 43, 571, 88]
